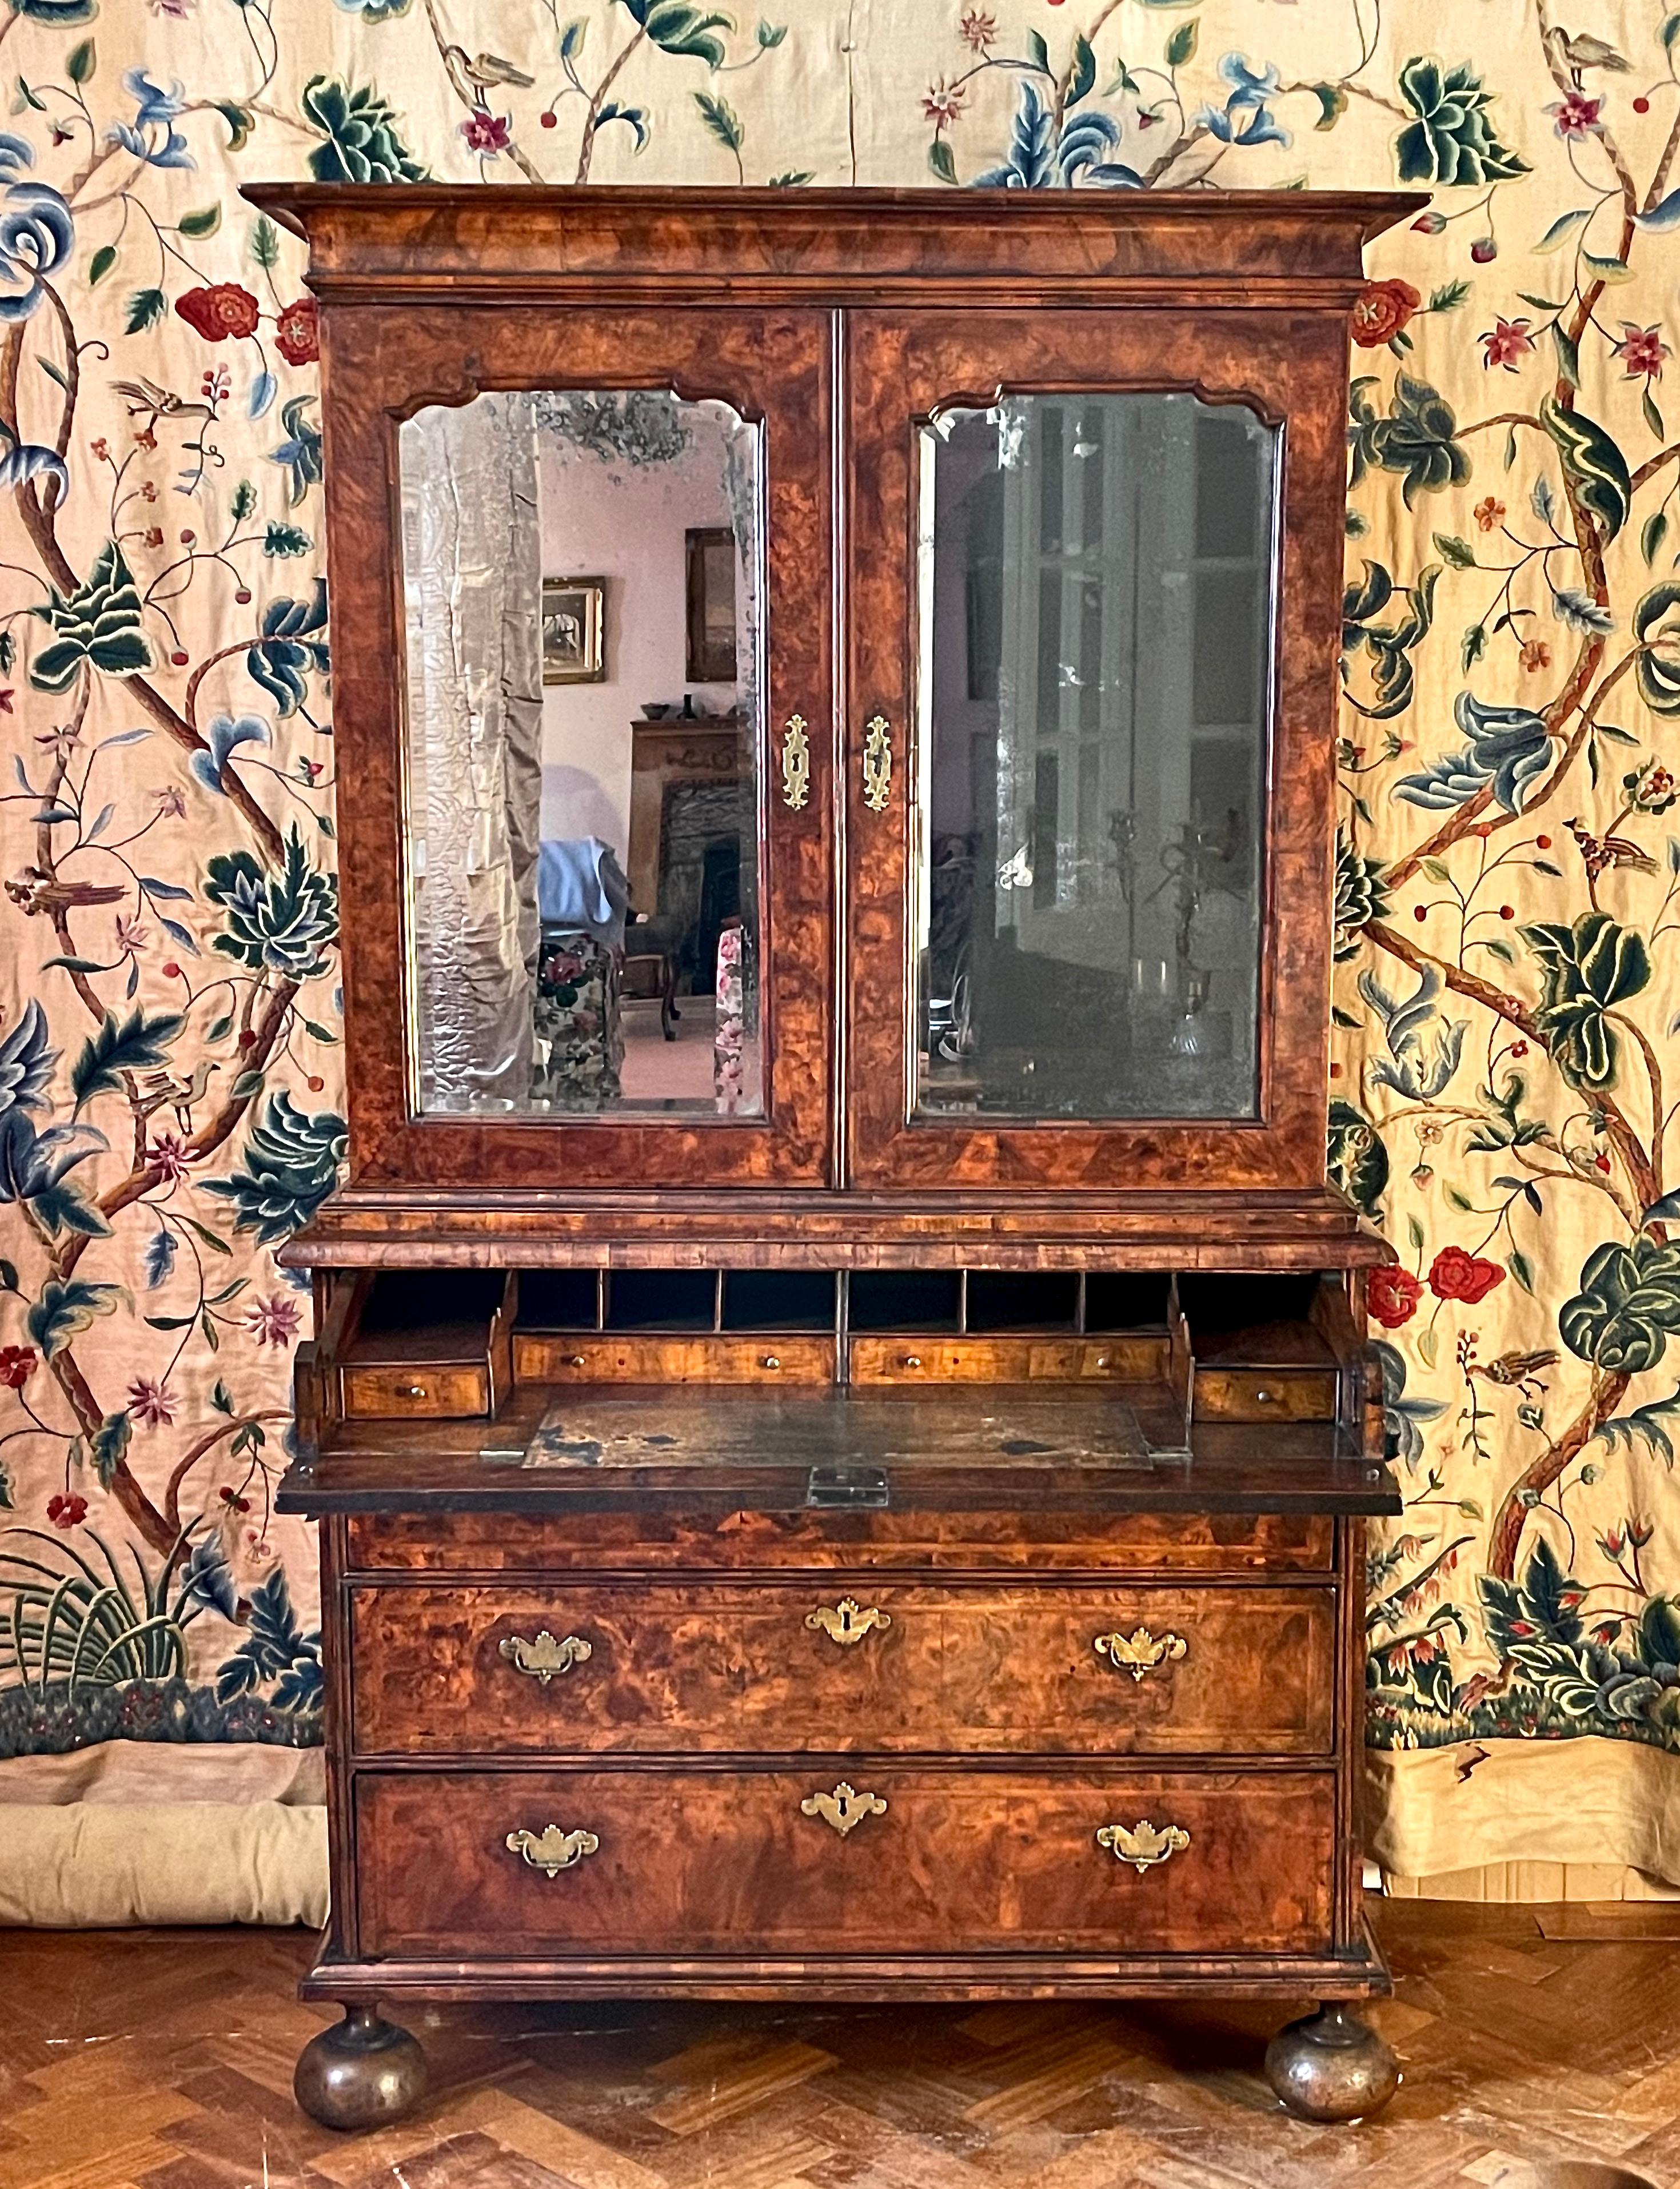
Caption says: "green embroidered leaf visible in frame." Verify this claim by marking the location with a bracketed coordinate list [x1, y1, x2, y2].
[692, 89, 744, 154]
[25, 1279, 122, 1359]
[928, 137, 957, 185]
[29, 541, 154, 693]
[124, 286, 166, 334]
[178, 205, 221, 238]
[1634, 579, 1680, 715]
[1541, 394, 1631, 543]
[71, 1007, 185, 1110]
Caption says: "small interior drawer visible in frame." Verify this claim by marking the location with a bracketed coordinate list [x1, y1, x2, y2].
[513, 1333, 835, 1384]
[1192, 1369, 1338, 1423]
[342, 1362, 491, 1420]
[849, 1337, 1162, 1383]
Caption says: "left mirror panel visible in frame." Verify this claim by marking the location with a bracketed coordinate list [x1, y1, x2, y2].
[398, 389, 764, 1118]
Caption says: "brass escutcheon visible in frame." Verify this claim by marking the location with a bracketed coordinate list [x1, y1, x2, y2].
[805, 1597, 892, 1646]
[1096, 1819, 1190, 1873]
[1093, 1626, 1188, 1682]
[781, 714, 811, 811]
[505, 1823, 600, 1876]
[800, 1781, 888, 1837]
[862, 715, 892, 811]
[498, 1630, 593, 1685]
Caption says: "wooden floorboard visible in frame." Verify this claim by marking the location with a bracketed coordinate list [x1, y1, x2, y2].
[1, 1907, 1678, 2187]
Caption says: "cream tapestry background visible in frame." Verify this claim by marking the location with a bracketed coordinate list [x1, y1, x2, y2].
[2, 0, 1680, 1879]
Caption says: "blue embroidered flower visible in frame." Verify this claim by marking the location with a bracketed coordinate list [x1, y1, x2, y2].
[110, 69, 195, 170]
[0, 180, 73, 324]
[1196, 53, 1292, 149]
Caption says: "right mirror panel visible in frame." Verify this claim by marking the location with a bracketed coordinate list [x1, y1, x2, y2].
[915, 392, 1278, 1123]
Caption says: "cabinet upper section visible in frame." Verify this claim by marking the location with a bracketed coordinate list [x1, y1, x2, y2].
[249, 186, 1422, 306]
[247, 186, 1420, 1259]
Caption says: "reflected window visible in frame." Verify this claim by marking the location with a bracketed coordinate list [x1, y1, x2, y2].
[398, 390, 764, 1119]
[915, 392, 1276, 1123]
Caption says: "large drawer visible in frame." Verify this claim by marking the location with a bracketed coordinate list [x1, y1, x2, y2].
[355, 1765, 1336, 1959]
[349, 1580, 1335, 1756]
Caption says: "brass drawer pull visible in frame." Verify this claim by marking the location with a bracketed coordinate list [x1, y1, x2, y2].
[805, 1597, 891, 1646]
[506, 1823, 600, 1876]
[781, 713, 810, 810]
[401, 1384, 427, 1399]
[499, 1630, 593, 1685]
[800, 1781, 887, 1837]
[1094, 1626, 1187, 1681]
[863, 714, 892, 811]
[1097, 1819, 1190, 1873]
[901, 1354, 923, 1370]
[761, 1354, 781, 1370]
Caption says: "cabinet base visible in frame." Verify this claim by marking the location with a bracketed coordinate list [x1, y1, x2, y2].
[294, 2005, 428, 2131]
[1264, 2003, 1400, 2122]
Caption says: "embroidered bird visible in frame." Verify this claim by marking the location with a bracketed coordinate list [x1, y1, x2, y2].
[109, 376, 214, 429]
[1467, 1349, 1560, 1400]
[1546, 27, 1630, 71]
[1563, 816, 1658, 883]
[140, 1059, 221, 1130]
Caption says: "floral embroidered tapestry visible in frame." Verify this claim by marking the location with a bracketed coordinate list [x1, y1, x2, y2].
[2, 0, 1679, 1870]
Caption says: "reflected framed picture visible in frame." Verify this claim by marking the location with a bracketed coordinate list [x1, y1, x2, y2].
[685, 527, 737, 683]
[542, 576, 606, 684]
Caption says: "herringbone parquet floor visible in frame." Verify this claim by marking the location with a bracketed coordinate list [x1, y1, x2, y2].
[2, 1904, 1679, 2189]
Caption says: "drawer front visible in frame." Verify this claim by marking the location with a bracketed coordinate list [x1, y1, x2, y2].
[341, 1363, 489, 1420]
[346, 1509, 1338, 1574]
[849, 1337, 1157, 1383]
[1194, 1369, 1337, 1423]
[355, 1765, 1336, 1958]
[513, 1334, 835, 1384]
[349, 1582, 1334, 1756]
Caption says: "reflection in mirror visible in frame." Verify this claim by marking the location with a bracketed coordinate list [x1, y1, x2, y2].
[915, 392, 1276, 1123]
[400, 390, 763, 1118]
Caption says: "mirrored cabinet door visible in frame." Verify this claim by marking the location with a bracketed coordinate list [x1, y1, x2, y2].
[327, 311, 833, 1186]
[846, 310, 1347, 1192]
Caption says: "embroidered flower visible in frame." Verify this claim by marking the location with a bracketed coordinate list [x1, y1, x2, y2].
[1427, 1245, 1505, 1305]
[922, 78, 968, 127]
[47, 1493, 87, 1529]
[114, 913, 147, 958]
[1473, 496, 1506, 533]
[147, 1133, 192, 1180]
[1368, 1265, 1424, 1328]
[127, 1375, 179, 1427]
[174, 282, 260, 342]
[1519, 639, 1550, 675]
[153, 785, 187, 818]
[242, 1291, 304, 1347]
[1613, 322, 1670, 380]
[1546, 89, 1602, 139]
[461, 110, 512, 155]
[1350, 278, 1420, 348]
[0, 1345, 36, 1388]
[1481, 316, 1535, 372]
[274, 297, 318, 367]
[958, 9, 996, 49]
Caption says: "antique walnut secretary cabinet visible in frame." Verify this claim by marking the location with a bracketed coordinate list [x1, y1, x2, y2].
[246, 183, 1422, 2130]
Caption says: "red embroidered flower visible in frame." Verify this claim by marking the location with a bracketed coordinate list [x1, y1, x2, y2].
[274, 297, 318, 366]
[1613, 322, 1670, 381]
[461, 110, 512, 154]
[921, 79, 968, 127]
[0, 1345, 35, 1388]
[1519, 640, 1550, 675]
[958, 9, 996, 49]
[1427, 1246, 1505, 1305]
[174, 283, 261, 342]
[1350, 278, 1420, 348]
[47, 1493, 87, 1529]
[1473, 496, 1505, 533]
[1481, 317, 1535, 373]
[1546, 89, 1602, 139]
[1368, 1265, 1424, 1329]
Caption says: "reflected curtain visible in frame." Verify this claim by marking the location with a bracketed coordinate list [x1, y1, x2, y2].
[400, 394, 542, 1109]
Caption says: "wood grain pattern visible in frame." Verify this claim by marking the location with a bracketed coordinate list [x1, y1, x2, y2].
[348, 1580, 1335, 1757]
[341, 1363, 490, 1419]
[17, 1904, 1680, 2188]
[1192, 1369, 1339, 1422]
[849, 1337, 1162, 1382]
[342, 1505, 1339, 1572]
[513, 1335, 835, 1383]
[353, 1765, 1337, 1959]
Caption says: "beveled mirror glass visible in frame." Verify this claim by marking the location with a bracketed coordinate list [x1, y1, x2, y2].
[915, 391, 1276, 1123]
[398, 389, 764, 1118]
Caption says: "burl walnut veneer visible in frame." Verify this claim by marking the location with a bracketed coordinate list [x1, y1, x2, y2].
[249, 184, 1419, 2132]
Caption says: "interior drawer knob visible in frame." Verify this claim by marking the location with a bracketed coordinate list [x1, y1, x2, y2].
[401, 1385, 427, 1399]
[1096, 1819, 1190, 1873]
[800, 1781, 888, 1837]
[498, 1630, 593, 1685]
[505, 1824, 600, 1876]
[1094, 1625, 1188, 1681]
[805, 1597, 892, 1646]
[761, 1354, 781, 1370]
[901, 1354, 923, 1369]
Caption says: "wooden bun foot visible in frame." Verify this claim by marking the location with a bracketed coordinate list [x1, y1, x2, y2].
[1264, 2003, 1400, 2122]
[294, 2004, 428, 2130]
